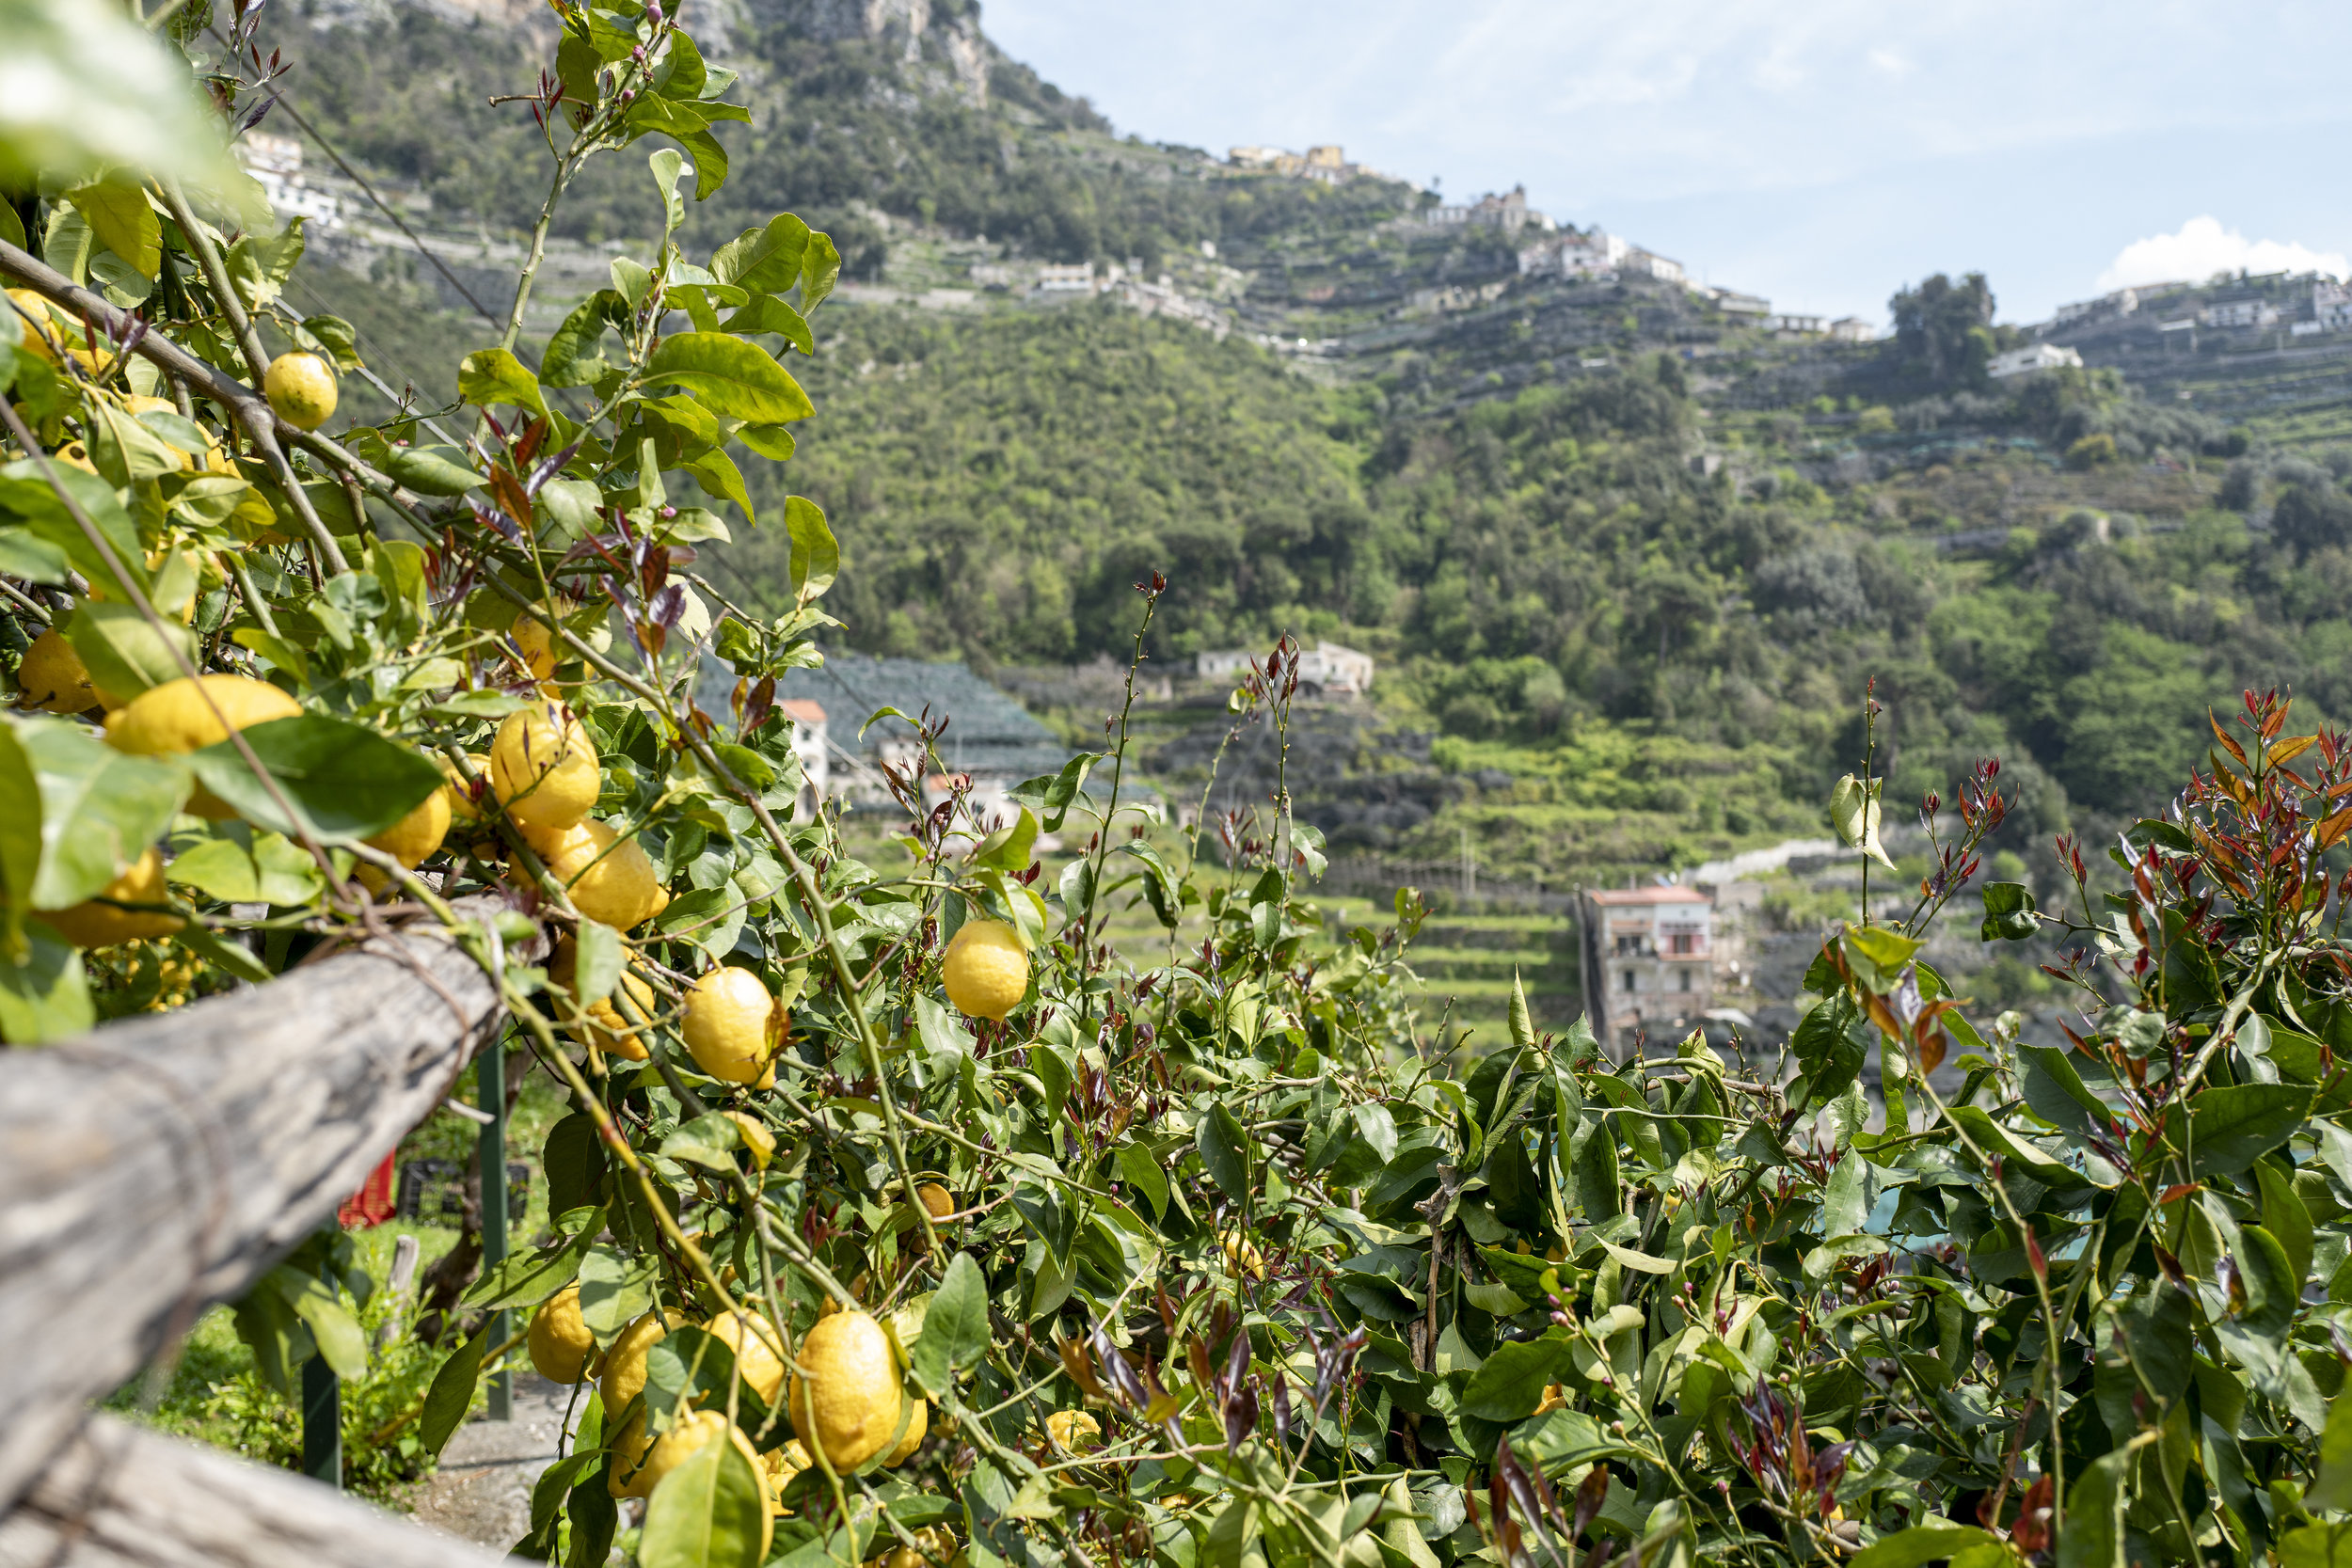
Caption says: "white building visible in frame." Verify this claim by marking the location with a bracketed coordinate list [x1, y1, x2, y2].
[1427, 185, 1548, 233]
[1625, 249, 1684, 285]
[1580, 886, 1713, 1054]
[1828, 316, 1875, 342]
[2201, 297, 2279, 329]
[1035, 263, 1095, 293]
[234, 132, 342, 230]
[2052, 286, 2143, 327]
[1987, 341, 2084, 379]
[778, 699, 830, 816]
[1518, 228, 1628, 277]
[1769, 314, 1827, 336]
[1195, 640, 1375, 697]
[2313, 281, 2352, 333]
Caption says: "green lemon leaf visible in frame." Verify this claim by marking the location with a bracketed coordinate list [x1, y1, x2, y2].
[711, 214, 810, 294]
[165, 824, 323, 907]
[911, 1250, 987, 1397]
[0, 921, 91, 1043]
[17, 715, 186, 908]
[458, 347, 548, 417]
[785, 495, 835, 602]
[66, 173, 161, 278]
[463, 1212, 606, 1311]
[642, 333, 814, 425]
[385, 444, 484, 497]
[62, 599, 191, 702]
[1457, 1337, 1570, 1421]
[2168, 1085, 2313, 1179]
[1198, 1100, 1250, 1200]
[185, 714, 443, 840]
[641, 1407, 769, 1568]
[419, 1323, 491, 1459]
[1850, 1525, 2004, 1568]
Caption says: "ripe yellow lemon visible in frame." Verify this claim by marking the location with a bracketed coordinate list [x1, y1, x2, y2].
[7, 290, 58, 359]
[490, 703, 599, 836]
[528, 1283, 599, 1385]
[882, 1398, 928, 1465]
[1219, 1231, 1265, 1280]
[609, 1411, 655, 1497]
[787, 1309, 902, 1473]
[512, 598, 575, 684]
[682, 966, 781, 1085]
[361, 781, 452, 868]
[15, 628, 97, 714]
[33, 847, 182, 948]
[705, 1310, 789, 1404]
[105, 673, 301, 817]
[915, 1183, 956, 1223]
[1044, 1409, 1102, 1454]
[941, 919, 1027, 1021]
[601, 1309, 671, 1421]
[437, 752, 493, 829]
[262, 353, 338, 431]
[625, 1409, 774, 1530]
[535, 818, 666, 929]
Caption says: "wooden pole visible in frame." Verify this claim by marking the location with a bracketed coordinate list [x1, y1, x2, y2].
[0, 1413, 511, 1568]
[0, 899, 525, 1514]
[298, 1352, 340, 1488]
[478, 1028, 512, 1421]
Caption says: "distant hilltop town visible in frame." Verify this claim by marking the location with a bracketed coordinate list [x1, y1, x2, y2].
[2038, 274, 2352, 341]
[1222, 143, 1874, 341]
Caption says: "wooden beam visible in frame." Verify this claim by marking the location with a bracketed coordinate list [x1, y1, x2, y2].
[0, 1413, 512, 1568]
[0, 905, 520, 1514]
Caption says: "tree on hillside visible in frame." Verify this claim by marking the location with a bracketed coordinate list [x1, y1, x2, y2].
[1888, 271, 1996, 388]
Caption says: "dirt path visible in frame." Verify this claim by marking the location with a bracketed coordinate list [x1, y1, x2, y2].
[409, 1372, 581, 1551]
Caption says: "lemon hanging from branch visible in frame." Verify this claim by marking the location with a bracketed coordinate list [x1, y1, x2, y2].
[941, 918, 1027, 1021]
[262, 352, 338, 431]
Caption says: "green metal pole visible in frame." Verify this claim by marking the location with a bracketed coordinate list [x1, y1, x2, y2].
[479, 1030, 512, 1420]
[300, 1340, 341, 1485]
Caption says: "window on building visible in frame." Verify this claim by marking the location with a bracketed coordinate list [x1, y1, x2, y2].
[1666, 931, 1699, 956]
[1621, 969, 1636, 993]
[1677, 969, 1692, 992]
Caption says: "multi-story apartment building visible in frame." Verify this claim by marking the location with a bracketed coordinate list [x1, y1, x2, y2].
[1578, 885, 1714, 1054]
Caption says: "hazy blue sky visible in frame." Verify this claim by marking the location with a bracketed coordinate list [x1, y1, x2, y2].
[981, 0, 2350, 327]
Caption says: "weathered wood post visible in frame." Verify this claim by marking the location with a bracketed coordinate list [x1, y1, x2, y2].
[479, 1026, 512, 1421]
[0, 897, 539, 1565]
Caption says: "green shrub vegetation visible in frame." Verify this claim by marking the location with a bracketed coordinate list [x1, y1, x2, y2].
[17, 4, 2352, 1567]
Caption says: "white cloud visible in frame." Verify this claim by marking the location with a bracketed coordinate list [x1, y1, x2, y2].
[1866, 46, 1914, 79]
[2096, 214, 2348, 290]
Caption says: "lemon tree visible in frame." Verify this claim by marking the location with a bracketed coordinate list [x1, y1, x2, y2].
[13, 6, 2352, 1568]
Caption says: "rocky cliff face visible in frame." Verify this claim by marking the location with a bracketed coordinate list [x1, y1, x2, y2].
[710, 0, 989, 103]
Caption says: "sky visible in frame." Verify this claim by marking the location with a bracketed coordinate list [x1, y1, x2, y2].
[979, 0, 2352, 328]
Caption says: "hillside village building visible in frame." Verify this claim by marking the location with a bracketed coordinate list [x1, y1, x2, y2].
[2318, 282, 2352, 333]
[1625, 249, 1684, 285]
[1227, 144, 1408, 186]
[1579, 886, 1714, 1052]
[1518, 228, 1629, 277]
[1427, 185, 1549, 234]
[2201, 296, 2280, 329]
[1195, 641, 1375, 697]
[1988, 341, 2084, 378]
[234, 133, 342, 230]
